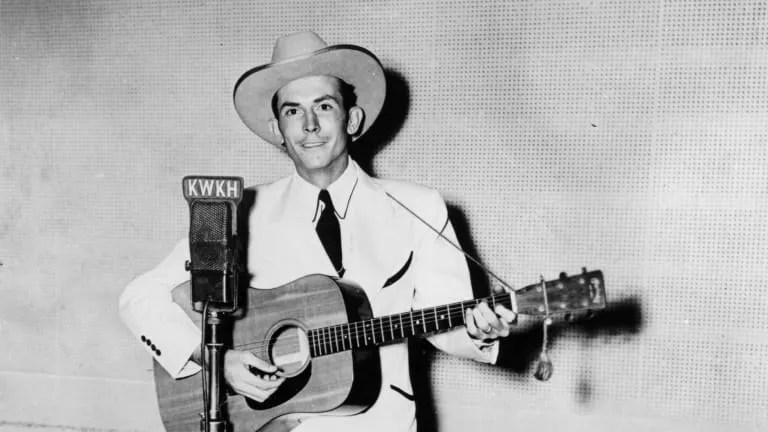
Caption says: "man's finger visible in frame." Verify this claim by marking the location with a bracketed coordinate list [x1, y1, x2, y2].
[234, 382, 272, 402]
[465, 308, 482, 337]
[495, 305, 517, 324]
[240, 351, 278, 373]
[472, 306, 492, 332]
[478, 302, 503, 330]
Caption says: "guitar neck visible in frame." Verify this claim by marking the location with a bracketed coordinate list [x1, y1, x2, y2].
[307, 293, 514, 358]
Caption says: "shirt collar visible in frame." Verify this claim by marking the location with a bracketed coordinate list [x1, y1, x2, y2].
[287, 157, 359, 222]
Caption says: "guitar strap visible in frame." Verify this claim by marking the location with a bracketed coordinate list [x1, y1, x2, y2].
[384, 191, 518, 315]
[385, 191, 565, 381]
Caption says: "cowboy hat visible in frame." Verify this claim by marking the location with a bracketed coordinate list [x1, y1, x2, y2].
[233, 31, 386, 147]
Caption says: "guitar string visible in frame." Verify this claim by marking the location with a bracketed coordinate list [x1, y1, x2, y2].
[230, 312, 469, 353]
[232, 295, 506, 347]
[231, 294, 514, 351]
[230, 296, 513, 352]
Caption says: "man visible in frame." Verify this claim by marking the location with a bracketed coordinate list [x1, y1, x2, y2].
[120, 31, 516, 432]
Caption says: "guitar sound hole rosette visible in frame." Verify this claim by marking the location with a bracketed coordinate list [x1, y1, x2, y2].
[264, 319, 311, 378]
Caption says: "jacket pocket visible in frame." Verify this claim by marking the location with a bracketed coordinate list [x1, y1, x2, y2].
[382, 251, 413, 288]
[389, 384, 415, 401]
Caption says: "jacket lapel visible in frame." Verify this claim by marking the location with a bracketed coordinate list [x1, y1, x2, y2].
[248, 165, 415, 301]
[343, 171, 414, 301]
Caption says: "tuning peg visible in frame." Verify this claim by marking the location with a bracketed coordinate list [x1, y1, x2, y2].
[582, 267, 588, 274]
[559, 272, 568, 281]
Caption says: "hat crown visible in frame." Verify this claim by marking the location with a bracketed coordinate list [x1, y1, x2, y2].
[234, 31, 386, 147]
[271, 31, 329, 63]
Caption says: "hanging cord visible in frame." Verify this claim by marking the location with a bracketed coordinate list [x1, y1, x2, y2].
[386, 191, 560, 381]
[533, 275, 553, 381]
[384, 192, 516, 298]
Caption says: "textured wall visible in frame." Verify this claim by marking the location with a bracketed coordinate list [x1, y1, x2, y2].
[0, 1, 766, 431]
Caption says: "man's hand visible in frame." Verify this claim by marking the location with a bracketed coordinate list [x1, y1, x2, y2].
[223, 349, 285, 402]
[464, 284, 517, 341]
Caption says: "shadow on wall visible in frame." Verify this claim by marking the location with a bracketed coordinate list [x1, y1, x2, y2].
[447, 201, 645, 376]
[409, 204, 646, 431]
[350, 68, 411, 175]
[495, 296, 644, 374]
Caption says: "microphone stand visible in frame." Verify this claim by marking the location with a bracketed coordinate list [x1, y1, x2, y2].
[182, 175, 244, 432]
[196, 253, 240, 432]
[203, 307, 227, 432]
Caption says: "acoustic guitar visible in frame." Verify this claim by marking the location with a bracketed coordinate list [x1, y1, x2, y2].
[154, 270, 605, 431]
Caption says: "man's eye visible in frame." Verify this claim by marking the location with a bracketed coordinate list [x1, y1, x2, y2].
[283, 108, 298, 116]
[318, 103, 333, 111]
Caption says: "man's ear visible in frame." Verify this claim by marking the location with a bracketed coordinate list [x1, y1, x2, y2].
[346, 106, 364, 136]
[269, 119, 284, 143]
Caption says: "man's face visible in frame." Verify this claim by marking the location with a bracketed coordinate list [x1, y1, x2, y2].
[270, 75, 362, 184]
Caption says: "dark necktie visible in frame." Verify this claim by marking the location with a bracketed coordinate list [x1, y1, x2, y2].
[316, 190, 344, 277]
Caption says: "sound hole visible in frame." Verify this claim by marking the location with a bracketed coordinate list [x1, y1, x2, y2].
[268, 321, 310, 377]
[246, 321, 312, 410]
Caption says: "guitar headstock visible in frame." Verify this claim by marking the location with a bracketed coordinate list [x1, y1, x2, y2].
[515, 269, 606, 318]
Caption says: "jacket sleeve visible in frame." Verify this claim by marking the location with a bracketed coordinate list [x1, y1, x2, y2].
[409, 190, 499, 364]
[118, 239, 202, 378]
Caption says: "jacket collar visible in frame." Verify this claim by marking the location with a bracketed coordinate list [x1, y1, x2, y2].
[276, 157, 360, 222]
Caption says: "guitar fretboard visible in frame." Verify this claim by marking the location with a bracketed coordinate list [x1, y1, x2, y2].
[307, 293, 513, 357]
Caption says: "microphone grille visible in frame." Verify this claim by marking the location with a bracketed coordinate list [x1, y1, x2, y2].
[189, 201, 232, 271]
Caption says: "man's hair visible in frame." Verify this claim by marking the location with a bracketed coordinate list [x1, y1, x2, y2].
[270, 77, 358, 118]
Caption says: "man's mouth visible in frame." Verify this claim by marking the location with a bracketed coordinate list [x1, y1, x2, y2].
[302, 141, 326, 148]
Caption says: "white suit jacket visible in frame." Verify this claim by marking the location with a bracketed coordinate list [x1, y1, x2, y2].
[119, 158, 496, 432]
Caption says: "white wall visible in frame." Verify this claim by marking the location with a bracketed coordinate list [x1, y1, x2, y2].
[1, 1, 766, 430]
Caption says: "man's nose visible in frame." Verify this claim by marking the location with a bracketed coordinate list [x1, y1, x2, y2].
[303, 111, 319, 133]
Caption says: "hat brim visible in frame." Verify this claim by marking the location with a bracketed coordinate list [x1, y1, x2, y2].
[233, 45, 386, 147]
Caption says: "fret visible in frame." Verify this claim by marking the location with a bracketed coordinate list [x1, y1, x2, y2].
[307, 331, 313, 357]
[346, 324, 352, 350]
[353, 321, 360, 348]
[340, 325, 347, 351]
[309, 330, 315, 357]
[409, 311, 415, 336]
[309, 293, 518, 357]
[370, 320, 376, 344]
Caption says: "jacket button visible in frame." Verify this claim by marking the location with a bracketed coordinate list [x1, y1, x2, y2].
[140, 335, 146, 342]
[151, 344, 156, 351]
[145, 339, 151, 346]
[156, 350, 162, 356]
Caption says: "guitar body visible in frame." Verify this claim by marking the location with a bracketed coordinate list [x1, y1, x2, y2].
[152, 269, 607, 431]
[154, 274, 381, 432]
